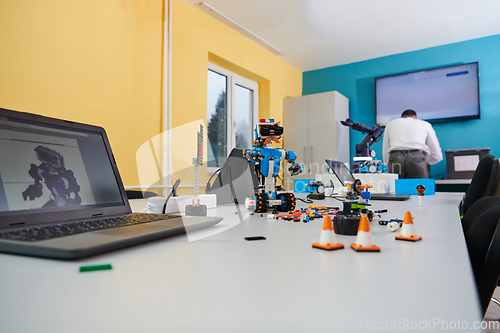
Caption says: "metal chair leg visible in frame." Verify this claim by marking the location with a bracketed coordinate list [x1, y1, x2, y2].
[489, 297, 500, 321]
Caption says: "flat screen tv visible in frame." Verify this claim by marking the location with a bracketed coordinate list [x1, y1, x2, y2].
[375, 62, 480, 127]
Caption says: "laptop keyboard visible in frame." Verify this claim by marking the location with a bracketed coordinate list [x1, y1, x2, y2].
[0, 214, 177, 242]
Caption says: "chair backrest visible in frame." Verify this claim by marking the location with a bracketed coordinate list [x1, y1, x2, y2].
[462, 196, 500, 234]
[484, 158, 500, 197]
[464, 196, 500, 315]
[476, 220, 500, 316]
[462, 154, 496, 214]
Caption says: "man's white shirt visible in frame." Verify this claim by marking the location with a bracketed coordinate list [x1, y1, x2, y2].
[382, 117, 443, 165]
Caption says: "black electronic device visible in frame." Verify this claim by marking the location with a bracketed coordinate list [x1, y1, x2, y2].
[206, 148, 259, 205]
[0, 108, 222, 260]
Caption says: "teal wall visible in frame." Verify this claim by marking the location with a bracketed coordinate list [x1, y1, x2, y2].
[303, 34, 500, 179]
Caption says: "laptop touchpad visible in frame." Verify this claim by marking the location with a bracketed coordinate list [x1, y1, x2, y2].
[96, 224, 164, 236]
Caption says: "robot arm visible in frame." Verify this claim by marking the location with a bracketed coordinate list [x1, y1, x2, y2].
[22, 163, 43, 201]
[285, 150, 303, 176]
[61, 169, 82, 205]
[340, 118, 383, 157]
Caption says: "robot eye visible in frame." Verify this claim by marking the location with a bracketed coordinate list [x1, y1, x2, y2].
[259, 125, 283, 137]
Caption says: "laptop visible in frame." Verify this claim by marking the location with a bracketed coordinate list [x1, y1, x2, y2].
[0, 108, 222, 260]
[325, 160, 410, 201]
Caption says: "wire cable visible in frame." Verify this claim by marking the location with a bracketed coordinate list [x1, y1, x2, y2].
[206, 164, 239, 205]
[296, 196, 313, 204]
[162, 179, 181, 214]
[330, 195, 347, 202]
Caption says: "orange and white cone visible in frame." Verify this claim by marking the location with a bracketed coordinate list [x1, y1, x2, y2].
[396, 211, 422, 242]
[312, 216, 344, 251]
[351, 215, 380, 252]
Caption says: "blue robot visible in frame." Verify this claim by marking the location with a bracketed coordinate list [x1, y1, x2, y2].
[243, 119, 303, 213]
[22, 145, 82, 208]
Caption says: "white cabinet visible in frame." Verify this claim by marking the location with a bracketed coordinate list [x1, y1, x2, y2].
[282, 91, 349, 191]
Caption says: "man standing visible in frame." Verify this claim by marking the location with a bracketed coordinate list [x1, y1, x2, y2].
[382, 110, 443, 178]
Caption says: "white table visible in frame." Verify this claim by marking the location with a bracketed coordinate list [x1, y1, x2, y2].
[0, 193, 483, 332]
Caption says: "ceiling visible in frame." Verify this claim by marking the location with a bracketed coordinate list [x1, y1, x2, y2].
[185, 0, 500, 72]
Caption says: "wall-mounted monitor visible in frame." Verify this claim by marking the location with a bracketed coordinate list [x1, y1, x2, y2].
[375, 62, 480, 127]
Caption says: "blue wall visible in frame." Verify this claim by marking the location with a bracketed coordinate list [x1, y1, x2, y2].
[303, 34, 500, 179]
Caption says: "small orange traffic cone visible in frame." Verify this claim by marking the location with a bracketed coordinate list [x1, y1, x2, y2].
[351, 215, 380, 252]
[312, 216, 344, 251]
[396, 211, 422, 242]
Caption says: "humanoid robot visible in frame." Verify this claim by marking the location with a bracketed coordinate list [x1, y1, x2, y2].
[243, 119, 303, 213]
[22, 145, 82, 208]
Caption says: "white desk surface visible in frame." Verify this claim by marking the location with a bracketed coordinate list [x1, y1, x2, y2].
[0, 193, 483, 332]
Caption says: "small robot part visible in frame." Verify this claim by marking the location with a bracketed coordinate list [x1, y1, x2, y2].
[341, 179, 373, 202]
[358, 160, 386, 173]
[333, 177, 382, 235]
[416, 184, 426, 208]
[306, 180, 326, 200]
[387, 222, 400, 232]
[271, 206, 339, 223]
[379, 218, 403, 226]
[333, 201, 371, 235]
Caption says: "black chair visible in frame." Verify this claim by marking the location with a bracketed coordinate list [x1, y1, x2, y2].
[462, 196, 500, 234]
[460, 155, 496, 216]
[464, 196, 500, 316]
[125, 190, 158, 200]
[485, 158, 500, 198]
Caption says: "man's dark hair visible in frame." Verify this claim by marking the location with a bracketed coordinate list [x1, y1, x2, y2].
[401, 109, 417, 118]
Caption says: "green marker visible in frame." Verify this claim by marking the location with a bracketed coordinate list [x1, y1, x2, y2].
[79, 264, 112, 272]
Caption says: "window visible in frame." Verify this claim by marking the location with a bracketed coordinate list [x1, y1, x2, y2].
[207, 63, 258, 171]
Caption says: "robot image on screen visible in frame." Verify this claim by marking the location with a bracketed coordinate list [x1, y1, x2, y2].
[243, 119, 303, 213]
[22, 145, 82, 208]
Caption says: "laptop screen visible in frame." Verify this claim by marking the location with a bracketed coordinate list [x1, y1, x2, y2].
[0, 114, 124, 214]
[325, 160, 355, 186]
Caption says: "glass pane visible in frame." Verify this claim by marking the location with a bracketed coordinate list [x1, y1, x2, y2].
[207, 70, 227, 168]
[234, 84, 253, 149]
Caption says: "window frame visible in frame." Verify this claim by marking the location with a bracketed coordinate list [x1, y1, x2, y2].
[207, 63, 259, 174]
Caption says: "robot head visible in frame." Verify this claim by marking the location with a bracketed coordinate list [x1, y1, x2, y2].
[34, 145, 65, 169]
[416, 184, 426, 195]
[255, 119, 283, 145]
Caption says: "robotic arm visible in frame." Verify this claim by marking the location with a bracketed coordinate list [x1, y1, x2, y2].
[340, 118, 383, 157]
[285, 150, 303, 176]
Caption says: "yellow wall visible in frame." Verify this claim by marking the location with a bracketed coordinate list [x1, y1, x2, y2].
[0, 0, 164, 188]
[0, 0, 302, 194]
[171, 0, 302, 190]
